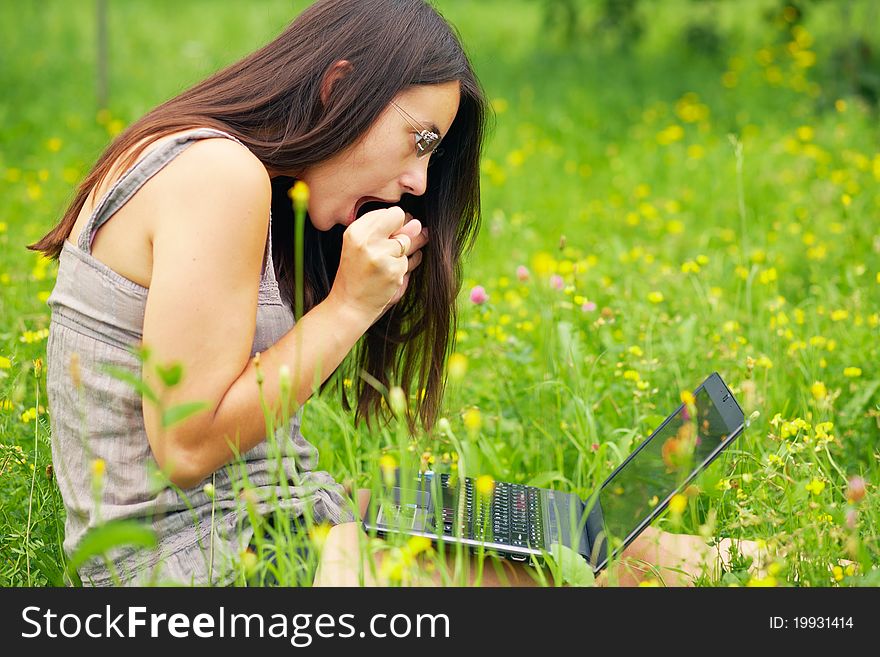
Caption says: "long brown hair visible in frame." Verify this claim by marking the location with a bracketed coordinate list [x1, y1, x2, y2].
[29, 0, 487, 433]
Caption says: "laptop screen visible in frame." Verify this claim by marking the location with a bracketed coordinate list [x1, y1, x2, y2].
[596, 383, 740, 556]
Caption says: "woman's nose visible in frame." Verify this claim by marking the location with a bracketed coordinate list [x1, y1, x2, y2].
[399, 159, 429, 197]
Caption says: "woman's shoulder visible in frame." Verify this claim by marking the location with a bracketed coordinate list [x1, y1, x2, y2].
[147, 131, 272, 244]
[141, 130, 274, 305]
[153, 129, 271, 196]
[82, 128, 270, 222]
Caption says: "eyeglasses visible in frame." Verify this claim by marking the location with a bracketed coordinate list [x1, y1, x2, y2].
[390, 100, 443, 160]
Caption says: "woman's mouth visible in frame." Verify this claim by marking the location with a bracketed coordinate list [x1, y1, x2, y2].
[347, 196, 397, 224]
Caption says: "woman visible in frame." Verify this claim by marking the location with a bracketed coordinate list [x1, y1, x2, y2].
[31, 0, 758, 587]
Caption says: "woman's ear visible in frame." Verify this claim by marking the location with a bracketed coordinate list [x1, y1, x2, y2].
[320, 59, 354, 106]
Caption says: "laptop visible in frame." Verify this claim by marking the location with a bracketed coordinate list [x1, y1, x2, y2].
[363, 372, 746, 573]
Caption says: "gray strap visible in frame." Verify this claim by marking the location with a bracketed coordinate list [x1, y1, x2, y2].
[267, 209, 273, 266]
[78, 128, 251, 253]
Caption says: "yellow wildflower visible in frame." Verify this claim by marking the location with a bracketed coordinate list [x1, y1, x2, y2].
[623, 370, 640, 382]
[379, 549, 407, 583]
[715, 478, 732, 491]
[758, 268, 777, 285]
[20, 406, 46, 423]
[463, 407, 482, 432]
[780, 418, 810, 439]
[805, 478, 825, 496]
[665, 220, 684, 234]
[379, 454, 397, 484]
[747, 576, 777, 587]
[531, 252, 556, 276]
[687, 144, 705, 159]
[656, 125, 684, 145]
[406, 535, 432, 556]
[796, 126, 814, 142]
[19, 328, 50, 344]
[288, 180, 310, 211]
[239, 549, 258, 575]
[107, 119, 125, 136]
[309, 522, 332, 550]
[476, 474, 495, 497]
[668, 493, 687, 514]
[814, 421, 833, 438]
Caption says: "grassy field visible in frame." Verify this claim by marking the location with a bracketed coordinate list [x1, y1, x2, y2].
[1, 0, 878, 586]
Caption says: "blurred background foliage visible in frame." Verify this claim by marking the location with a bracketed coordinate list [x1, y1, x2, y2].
[1, 0, 879, 586]
[534, 0, 879, 106]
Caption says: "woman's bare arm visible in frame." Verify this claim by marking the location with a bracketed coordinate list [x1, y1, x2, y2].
[140, 138, 422, 489]
[137, 139, 370, 488]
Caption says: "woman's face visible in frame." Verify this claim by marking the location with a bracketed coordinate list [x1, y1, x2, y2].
[298, 81, 461, 230]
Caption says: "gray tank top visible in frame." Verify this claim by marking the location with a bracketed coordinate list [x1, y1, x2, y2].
[46, 128, 352, 586]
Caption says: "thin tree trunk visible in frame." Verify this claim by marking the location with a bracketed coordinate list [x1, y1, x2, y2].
[96, 0, 108, 110]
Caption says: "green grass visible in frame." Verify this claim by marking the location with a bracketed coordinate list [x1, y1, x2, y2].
[1, 0, 878, 587]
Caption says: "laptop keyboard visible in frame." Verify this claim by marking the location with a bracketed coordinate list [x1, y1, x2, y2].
[438, 473, 544, 550]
